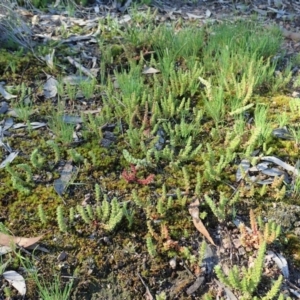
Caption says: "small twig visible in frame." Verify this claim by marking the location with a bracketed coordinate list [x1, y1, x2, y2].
[181, 259, 196, 279]
[137, 272, 154, 300]
[16, 244, 39, 261]
[67, 56, 96, 78]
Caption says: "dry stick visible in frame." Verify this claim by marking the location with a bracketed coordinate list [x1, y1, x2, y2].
[67, 56, 96, 79]
[181, 259, 196, 278]
[137, 272, 154, 300]
[16, 244, 39, 261]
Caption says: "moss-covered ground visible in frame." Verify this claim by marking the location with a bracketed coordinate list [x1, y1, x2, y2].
[1, 1, 300, 299]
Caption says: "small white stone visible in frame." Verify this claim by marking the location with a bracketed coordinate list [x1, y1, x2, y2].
[169, 257, 176, 269]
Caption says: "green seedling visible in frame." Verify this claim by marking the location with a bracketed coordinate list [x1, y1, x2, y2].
[146, 236, 156, 257]
[46, 140, 61, 163]
[57, 205, 67, 232]
[6, 163, 34, 195]
[31, 148, 45, 169]
[48, 110, 75, 145]
[204, 191, 240, 221]
[79, 78, 96, 99]
[38, 204, 47, 225]
[68, 149, 84, 163]
[215, 242, 282, 300]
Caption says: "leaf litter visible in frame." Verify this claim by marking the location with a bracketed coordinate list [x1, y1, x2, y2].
[188, 198, 216, 246]
[54, 162, 77, 196]
[0, 232, 43, 249]
[3, 271, 26, 296]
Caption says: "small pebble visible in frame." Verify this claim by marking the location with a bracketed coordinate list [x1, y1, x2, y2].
[57, 251, 68, 261]
[169, 257, 177, 269]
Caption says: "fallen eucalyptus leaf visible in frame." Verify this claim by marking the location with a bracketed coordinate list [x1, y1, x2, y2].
[0, 84, 17, 100]
[250, 162, 289, 181]
[0, 246, 12, 255]
[267, 251, 289, 279]
[43, 75, 58, 98]
[186, 12, 203, 19]
[0, 151, 19, 168]
[188, 199, 216, 246]
[0, 232, 43, 248]
[54, 162, 76, 196]
[13, 122, 47, 129]
[232, 218, 245, 229]
[236, 159, 250, 182]
[30, 122, 47, 129]
[3, 270, 26, 295]
[261, 156, 299, 176]
[142, 67, 160, 74]
[0, 102, 9, 114]
[260, 167, 288, 178]
[117, 0, 133, 13]
[2, 118, 14, 131]
[249, 162, 270, 172]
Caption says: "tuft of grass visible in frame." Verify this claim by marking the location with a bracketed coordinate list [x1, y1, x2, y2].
[47, 102, 75, 145]
[30, 271, 74, 300]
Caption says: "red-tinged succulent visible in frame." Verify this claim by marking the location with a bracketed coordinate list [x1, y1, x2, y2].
[122, 164, 154, 185]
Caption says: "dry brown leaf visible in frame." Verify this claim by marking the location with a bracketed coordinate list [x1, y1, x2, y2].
[142, 67, 160, 74]
[188, 199, 216, 246]
[281, 28, 300, 42]
[0, 232, 43, 248]
[192, 218, 216, 246]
